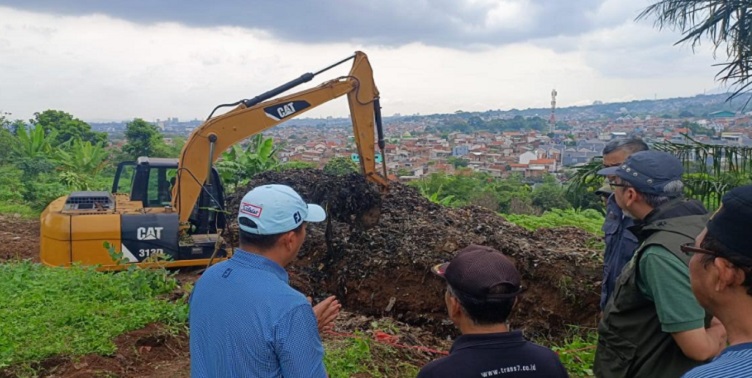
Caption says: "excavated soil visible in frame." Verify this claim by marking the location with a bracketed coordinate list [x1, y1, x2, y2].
[0, 169, 603, 376]
[228, 169, 602, 340]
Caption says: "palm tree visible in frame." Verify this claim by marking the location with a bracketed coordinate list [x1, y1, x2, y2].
[638, 0, 752, 101]
[654, 136, 752, 209]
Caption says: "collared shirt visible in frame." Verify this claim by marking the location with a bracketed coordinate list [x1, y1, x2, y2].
[417, 331, 568, 378]
[682, 342, 752, 378]
[600, 194, 638, 309]
[189, 249, 326, 378]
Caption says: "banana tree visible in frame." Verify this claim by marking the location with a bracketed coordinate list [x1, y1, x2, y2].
[13, 124, 57, 160]
[216, 134, 279, 191]
[54, 139, 110, 190]
[55, 139, 109, 175]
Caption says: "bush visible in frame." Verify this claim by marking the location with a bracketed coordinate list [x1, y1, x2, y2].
[503, 209, 604, 235]
[0, 165, 25, 203]
[22, 174, 68, 211]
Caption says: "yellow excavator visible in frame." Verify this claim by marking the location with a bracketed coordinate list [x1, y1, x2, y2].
[40, 51, 389, 270]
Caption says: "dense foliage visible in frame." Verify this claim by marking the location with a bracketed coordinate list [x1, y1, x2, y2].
[411, 171, 597, 215]
[503, 209, 605, 235]
[0, 111, 182, 212]
[427, 114, 550, 134]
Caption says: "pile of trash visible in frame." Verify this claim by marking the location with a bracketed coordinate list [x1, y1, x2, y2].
[226, 169, 601, 340]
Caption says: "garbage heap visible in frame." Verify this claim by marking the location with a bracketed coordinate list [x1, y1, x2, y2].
[226, 169, 601, 340]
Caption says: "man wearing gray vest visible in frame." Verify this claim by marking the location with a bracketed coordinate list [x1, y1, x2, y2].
[593, 151, 726, 377]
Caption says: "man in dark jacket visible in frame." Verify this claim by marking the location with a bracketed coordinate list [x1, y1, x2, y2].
[599, 138, 648, 309]
[594, 151, 726, 378]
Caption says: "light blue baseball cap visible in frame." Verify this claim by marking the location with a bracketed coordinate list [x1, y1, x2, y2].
[237, 184, 326, 235]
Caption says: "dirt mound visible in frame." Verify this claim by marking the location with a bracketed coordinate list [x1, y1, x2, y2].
[0, 214, 40, 262]
[227, 169, 602, 340]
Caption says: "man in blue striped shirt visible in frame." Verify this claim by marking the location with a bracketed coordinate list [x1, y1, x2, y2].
[190, 184, 341, 377]
[683, 185, 752, 378]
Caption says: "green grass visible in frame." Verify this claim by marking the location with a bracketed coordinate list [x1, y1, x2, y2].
[0, 201, 39, 219]
[325, 335, 379, 377]
[550, 328, 598, 378]
[503, 208, 604, 235]
[0, 259, 596, 377]
[0, 261, 188, 371]
[324, 334, 421, 378]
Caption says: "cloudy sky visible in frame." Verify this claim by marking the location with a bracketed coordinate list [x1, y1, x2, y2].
[0, 1, 726, 123]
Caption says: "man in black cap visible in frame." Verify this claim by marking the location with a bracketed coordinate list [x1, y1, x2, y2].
[682, 185, 752, 377]
[418, 245, 568, 378]
[594, 150, 726, 377]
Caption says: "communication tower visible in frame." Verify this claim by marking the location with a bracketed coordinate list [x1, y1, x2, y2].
[549, 89, 557, 134]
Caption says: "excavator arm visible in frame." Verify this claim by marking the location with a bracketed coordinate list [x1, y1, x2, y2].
[172, 51, 389, 225]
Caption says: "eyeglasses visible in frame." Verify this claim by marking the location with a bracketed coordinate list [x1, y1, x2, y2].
[681, 242, 752, 270]
[680, 243, 722, 258]
[608, 181, 631, 189]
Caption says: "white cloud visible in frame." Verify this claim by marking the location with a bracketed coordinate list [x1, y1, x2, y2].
[483, 0, 535, 31]
[0, 3, 732, 123]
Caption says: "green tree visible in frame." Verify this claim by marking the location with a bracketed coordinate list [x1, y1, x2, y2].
[121, 118, 173, 159]
[215, 134, 279, 191]
[532, 182, 572, 212]
[323, 156, 358, 176]
[31, 110, 107, 146]
[277, 161, 317, 171]
[638, 1, 752, 100]
[447, 156, 469, 168]
[0, 117, 17, 162]
[396, 168, 411, 177]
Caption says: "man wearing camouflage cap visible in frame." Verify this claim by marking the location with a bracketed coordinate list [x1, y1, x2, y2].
[682, 185, 752, 377]
[594, 151, 726, 377]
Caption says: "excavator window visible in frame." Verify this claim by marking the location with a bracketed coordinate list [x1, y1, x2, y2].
[112, 162, 136, 194]
[147, 167, 177, 207]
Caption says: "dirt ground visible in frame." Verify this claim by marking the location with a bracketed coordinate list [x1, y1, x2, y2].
[0, 171, 603, 377]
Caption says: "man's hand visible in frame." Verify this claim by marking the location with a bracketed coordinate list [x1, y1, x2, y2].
[309, 295, 341, 332]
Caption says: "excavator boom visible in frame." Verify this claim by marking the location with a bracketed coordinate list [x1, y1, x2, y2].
[172, 51, 388, 224]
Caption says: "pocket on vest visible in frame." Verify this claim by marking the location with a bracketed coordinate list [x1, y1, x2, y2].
[594, 333, 636, 377]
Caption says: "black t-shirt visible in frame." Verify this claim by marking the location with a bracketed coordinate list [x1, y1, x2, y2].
[417, 331, 568, 378]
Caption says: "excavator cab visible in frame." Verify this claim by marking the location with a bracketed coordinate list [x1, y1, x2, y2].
[113, 157, 226, 234]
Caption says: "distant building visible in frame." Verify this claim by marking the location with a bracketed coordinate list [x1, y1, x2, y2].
[708, 110, 735, 119]
[452, 145, 469, 157]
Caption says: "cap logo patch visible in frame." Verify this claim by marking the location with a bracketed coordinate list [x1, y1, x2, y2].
[240, 202, 262, 218]
[293, 211, 302, 224]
